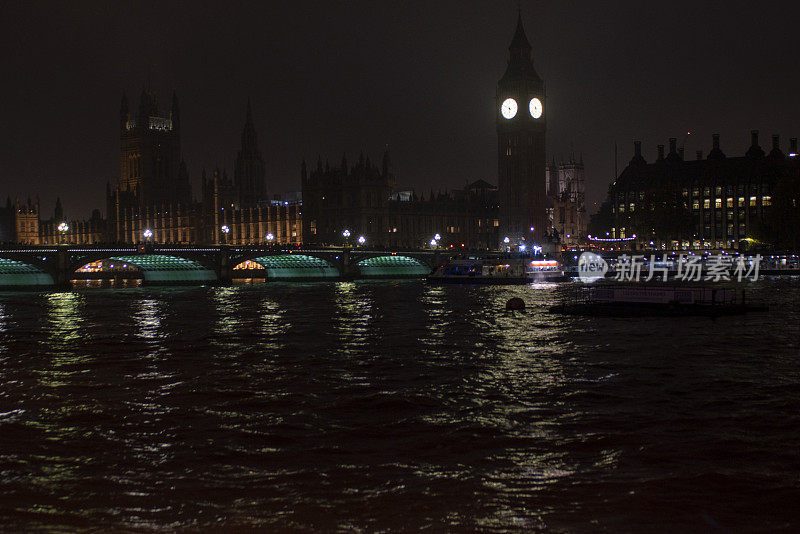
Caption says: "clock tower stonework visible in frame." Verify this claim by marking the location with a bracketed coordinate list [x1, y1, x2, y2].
[497, 13, 546, 247]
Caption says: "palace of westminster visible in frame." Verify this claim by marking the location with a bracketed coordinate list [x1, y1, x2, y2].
[5, 14, 795, 252]
[1, 15, 586, 252]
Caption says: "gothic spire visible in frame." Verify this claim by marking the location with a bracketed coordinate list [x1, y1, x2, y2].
[509, 10, 532, 53]
[240, 100, 258, 153]
[500, 11, 541, 84]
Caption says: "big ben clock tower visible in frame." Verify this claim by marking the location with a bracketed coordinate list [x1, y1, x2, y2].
[497, 12, 546, 248]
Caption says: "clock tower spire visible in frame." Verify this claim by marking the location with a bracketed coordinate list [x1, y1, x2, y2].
[496, 10, 546, 248]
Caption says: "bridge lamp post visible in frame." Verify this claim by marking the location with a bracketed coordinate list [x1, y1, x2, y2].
[265, 232, 274, 245]
[430, 238, 438, 248]
[342, 229, 351, 247]
[143, 228, 153, 242]
[221, 225, 230, 245]
[57, 222, 69, 244]
[434, 233, 441, 241]
[357, 235, 366, 246]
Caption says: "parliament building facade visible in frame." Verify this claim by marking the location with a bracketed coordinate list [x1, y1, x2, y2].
[4, 14, 586, 252]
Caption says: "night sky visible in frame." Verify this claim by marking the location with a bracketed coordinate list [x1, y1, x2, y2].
[2, 1, 799, 219]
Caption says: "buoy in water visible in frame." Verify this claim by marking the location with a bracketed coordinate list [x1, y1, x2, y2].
[506, 297, 525, 311]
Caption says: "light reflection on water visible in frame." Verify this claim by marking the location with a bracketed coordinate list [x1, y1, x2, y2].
[0, 280, 798, 532]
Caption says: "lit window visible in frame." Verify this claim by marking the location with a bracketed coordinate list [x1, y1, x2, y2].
[762, 195, 772, 206]
[715, 186, 722, 195]
[619, 204, 625, 213]
[629, 203, 635, 212]
[738, 197, 745, 207]
[750, 196, 757, 207]
[692, 200, 700, 210]
[715, 198, 722, 209]
[726, 197, 734, 208]
[703, 199, 710, 209]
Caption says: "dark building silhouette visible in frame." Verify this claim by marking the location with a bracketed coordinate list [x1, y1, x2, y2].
[234, 100, 267, 207]
[496, 12, 547, 247]
[301, 149, 395, 245]
[117, 89, 190, 206]
[607, 132, 800, 250]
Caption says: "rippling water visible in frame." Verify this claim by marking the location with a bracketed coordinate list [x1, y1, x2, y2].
[1, 279, 799, 532]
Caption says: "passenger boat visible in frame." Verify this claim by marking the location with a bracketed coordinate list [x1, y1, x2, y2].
[428, 257, 565, 284]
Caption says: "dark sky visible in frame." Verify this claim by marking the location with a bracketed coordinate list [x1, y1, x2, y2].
[2, 1, 799, 219]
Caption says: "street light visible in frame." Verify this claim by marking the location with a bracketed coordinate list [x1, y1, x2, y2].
[266, 232, 274, 243]
[342, 229, 351, 238]
[143, 228, 153, 240]
[221, 225, 230, 245]
[434, 233, 441, 241]
[430, 239, 438, 247]
[357, 235, 366, 245]
[57, 222, 69, 243]
[503, 236, 510, 244]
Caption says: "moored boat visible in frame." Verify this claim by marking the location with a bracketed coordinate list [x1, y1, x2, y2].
[428, 257, 566, 284]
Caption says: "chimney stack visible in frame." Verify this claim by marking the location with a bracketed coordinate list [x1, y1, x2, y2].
[713, 133, 720, 150]
[696, 150, 703, 160]
[669, 137, 677, 154]
[657, 144, 665, 160]
[790, 137, 798, 155]
[634, 140, 642, 157]
[772, 134, 780, 150]
[679, 147, 685, 160]
[751, 130, 759, 147]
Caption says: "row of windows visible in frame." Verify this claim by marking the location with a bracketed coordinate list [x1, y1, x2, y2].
[616, 195, 772, 213]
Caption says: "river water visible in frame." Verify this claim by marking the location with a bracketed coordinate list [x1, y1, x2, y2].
[0, 279, 799, 532]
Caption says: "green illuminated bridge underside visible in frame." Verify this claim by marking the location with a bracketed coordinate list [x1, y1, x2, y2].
[356, 256, 430, 277]
[242, 255, 339, 279]
[105, 255, 216, 282]
[0, 258, 54, 286]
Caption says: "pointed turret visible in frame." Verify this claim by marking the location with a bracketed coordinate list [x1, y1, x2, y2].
[171, 91, 180, 132]
[54, 197, 63, 221]
[120, 92, 129, 130]
[382, 145, 391, 176]
[240, 99, 258, 153]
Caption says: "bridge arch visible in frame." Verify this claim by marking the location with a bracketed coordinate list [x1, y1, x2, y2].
[0, 256, 54, 286]
[73, 254, 217, 284]
[355, 255, 431, 277]
[233, 254, 339, 279]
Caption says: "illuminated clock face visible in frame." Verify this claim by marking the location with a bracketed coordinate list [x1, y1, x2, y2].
[529, 97, 543, 119]
[500, 98, 518, 119]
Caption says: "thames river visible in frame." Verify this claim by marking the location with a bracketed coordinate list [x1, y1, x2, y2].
[1, 279, 799, 532]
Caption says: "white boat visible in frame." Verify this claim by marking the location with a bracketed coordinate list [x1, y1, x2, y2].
[428, 258, 565, 284]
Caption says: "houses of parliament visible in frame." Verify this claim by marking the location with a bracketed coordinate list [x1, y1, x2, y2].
[0, 15, 587, 251]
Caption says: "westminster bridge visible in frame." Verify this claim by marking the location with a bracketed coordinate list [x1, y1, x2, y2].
[0, 244, 450, 288]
